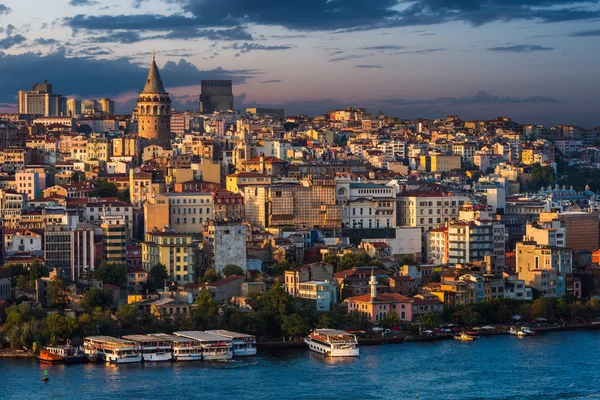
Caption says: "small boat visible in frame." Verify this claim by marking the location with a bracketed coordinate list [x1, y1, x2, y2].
[521, 327, 536, 336]
[41, 369, 49, 382]
[38, 343, 88, 364]
[509, 327, 527, 337]
[453, 332, 477, 341]
[305, 329, 360, 357]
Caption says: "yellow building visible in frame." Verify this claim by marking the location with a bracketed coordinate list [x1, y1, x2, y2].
[418, 154, 462, 172]
[226, 172, 272, 194]
[431, 280, 476, 307]
[142, 230, 196, 284]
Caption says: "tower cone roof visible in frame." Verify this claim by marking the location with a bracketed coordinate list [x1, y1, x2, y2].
[142, 52, 167, 94]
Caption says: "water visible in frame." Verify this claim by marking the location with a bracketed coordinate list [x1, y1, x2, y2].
[2, 330, 599, 400]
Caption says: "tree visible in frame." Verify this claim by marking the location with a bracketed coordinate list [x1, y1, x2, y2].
[1, 304, 48, 349]
[29, 260, 49, 287]
[92, 180, 119, 198]
[336, 252, 372, 272]
[197, 268, 223, 284]
[149, 263, 169, 287]
[418, 312, 438, 330]
[81, 287, 112, 314]
[46, 313, 79, 345]
[531, 297, 555, 319]
[323, 254, 340, 269]
[379, 313, 402, 330]
[528, 164, 556, 191]
[48, 277, 70, 310]
[222, 264, 244, 277]
[117, 188, 130, 202]
[281, 313, 310, 341]
[95, 261, 127, 287]
[116, 304, 140, 333]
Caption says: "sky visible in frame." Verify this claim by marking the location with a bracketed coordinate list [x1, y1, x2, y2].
[0, 0, 599, 127]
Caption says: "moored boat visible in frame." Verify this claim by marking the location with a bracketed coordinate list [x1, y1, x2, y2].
[304, 329, 359, 357]
[122, 335, 173, 362]
[453, 332, 477, 341]
[38, 343, 88, 364]
[174, 331, 233, 361]
[206, 330, 257, 357]
[147, 333, 202, 361]
[83, 336, 142, 364]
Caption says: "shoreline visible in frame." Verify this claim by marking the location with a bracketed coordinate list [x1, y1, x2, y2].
[2, 323, 599, 358]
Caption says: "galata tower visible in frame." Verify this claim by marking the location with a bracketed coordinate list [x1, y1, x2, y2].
[137, 52, 172, 148]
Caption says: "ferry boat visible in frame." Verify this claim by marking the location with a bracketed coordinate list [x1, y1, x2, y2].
[453, 332, 477, 341]
[122, 335, 173, 362]
[206, 330, 257, 357]
[83, 336, 142, 364]
[174, 331, 233, 360]
[147, 334, 202, 361]
[304, 329, 360, 357]
[38, 343, 88, 364]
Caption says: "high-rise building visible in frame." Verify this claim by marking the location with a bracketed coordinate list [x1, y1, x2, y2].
[66, 98, 81, 117]
[101, 215, 127, 264]
[199, 80, 233, 114]
[99, 98, 115, 115]
[137, 53, 171, 148]
[17, 81, 66, 116]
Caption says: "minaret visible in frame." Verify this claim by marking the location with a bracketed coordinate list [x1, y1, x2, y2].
[137, 51, 172, 148]
[369, 268, 377, 299]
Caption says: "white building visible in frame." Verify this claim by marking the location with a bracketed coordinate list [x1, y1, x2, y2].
[204, 221, 247, 273]
[336, 178, 397, 229]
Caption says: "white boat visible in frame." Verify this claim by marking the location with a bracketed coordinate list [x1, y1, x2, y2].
[147, 334, 202, 362]
[304, 329, 359, 357]
[509, 327, 527, 337]
[122, 335, 173, 362]
[83, 336, 142, 364]
[174, 331, 233, 361]
[206, 330, 257, 357]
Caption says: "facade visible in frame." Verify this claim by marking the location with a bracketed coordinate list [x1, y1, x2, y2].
[102, 215, 127, 264]
[200, 80, 234, 114]
[516, 242, 573, 276]
[0, 268, 11, 300]
[284, 262, 334, 296]
[336, 178, 397, 229]
[540, 211, 599, 252]
[296, 281, 337, 311]
[203, 221, 247, 273]
[142, 230, 195, 285]
[447, 220, 505, 267]
[398, 187, 469, 232]
[144, 191, 214, 234]
[137, 54, 171, 148]
[418, 154, 462, 172]
[345, 271, 413, 322]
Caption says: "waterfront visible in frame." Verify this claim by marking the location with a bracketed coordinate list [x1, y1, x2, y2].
[2, 330, 600, 400]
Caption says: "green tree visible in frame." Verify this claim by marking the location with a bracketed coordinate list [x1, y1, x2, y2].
[29, 260, 49, 287]
[149, 263, 169, 287]
[48, 277, 70, 310]
[222, 264, 244, 277]
[323, 254, 340, 269]
[531, 297, 555, 319]
[528, 164, 556, 191]
[92, 180, 119, 198]
[192, 289, 220, 329]
[96, 261, 127, 287]
[81, 287, 112, 314]
[198, 268, 223, 283]
[1, 304, 48, 349]
[116, 304, 140, 333]
[46, 313, 79, 344]
[379, 312, 402, 330]
[117, 188, 130, 202]
[281, 313, 310, 341]
[418, 312, 438, 330]
[336, 252, 372, 272]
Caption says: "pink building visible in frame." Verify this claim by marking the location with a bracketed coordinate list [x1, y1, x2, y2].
[345, 271, 413, 322]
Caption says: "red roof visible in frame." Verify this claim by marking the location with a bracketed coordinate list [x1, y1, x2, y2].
[209, 275, 244, 287]
[347, 293, 412, 303]
[245, 156, 285, 163]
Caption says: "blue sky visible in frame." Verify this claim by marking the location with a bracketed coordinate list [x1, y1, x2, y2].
[0, 0, 599, 126]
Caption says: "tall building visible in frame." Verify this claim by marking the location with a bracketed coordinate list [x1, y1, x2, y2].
[17, 81, 66, 116]
[66, 98, 81, 117]
[99, 98, 115, 115]
[101, 215, 127, 264]
[142, 229, 196, 284]
[199, 80, 233, 114]
[203, 220, 247, 273]
[137, 54, 172, 148]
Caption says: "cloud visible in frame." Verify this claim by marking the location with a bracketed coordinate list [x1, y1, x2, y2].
[69, 0, 99, 5]
[262, 80, 281, 83]
[62, 0, 600, 38]
[381, 90, 562, 107]
[223, 42, 294, 54]
[328, 54, 371, 62]
[32, 38, 60, 46]
[0, 34, 27, 49]
[568, 29, 600, 37]
[360, 45, 403, 50]
[487, 44, 555, 52]
[392, 48, 445, 55]
[356, 65, 383, 68]
[0, 4, 11, 15]
[0, 50, 258, 106]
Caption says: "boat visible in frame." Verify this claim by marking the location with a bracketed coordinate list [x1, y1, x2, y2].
[304, 329, 360, 357]
[122, 335, 173, 362]
[521, 327, 536, 336]
[174, 331, 233, 361]
[83, 336, 142, 364]
[206, 330, 257, 357]
[38, 343, 88, 364]
[509, 327, 527, 337]
[147, 334, 202, 362]
[453, 332, 477, 341]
